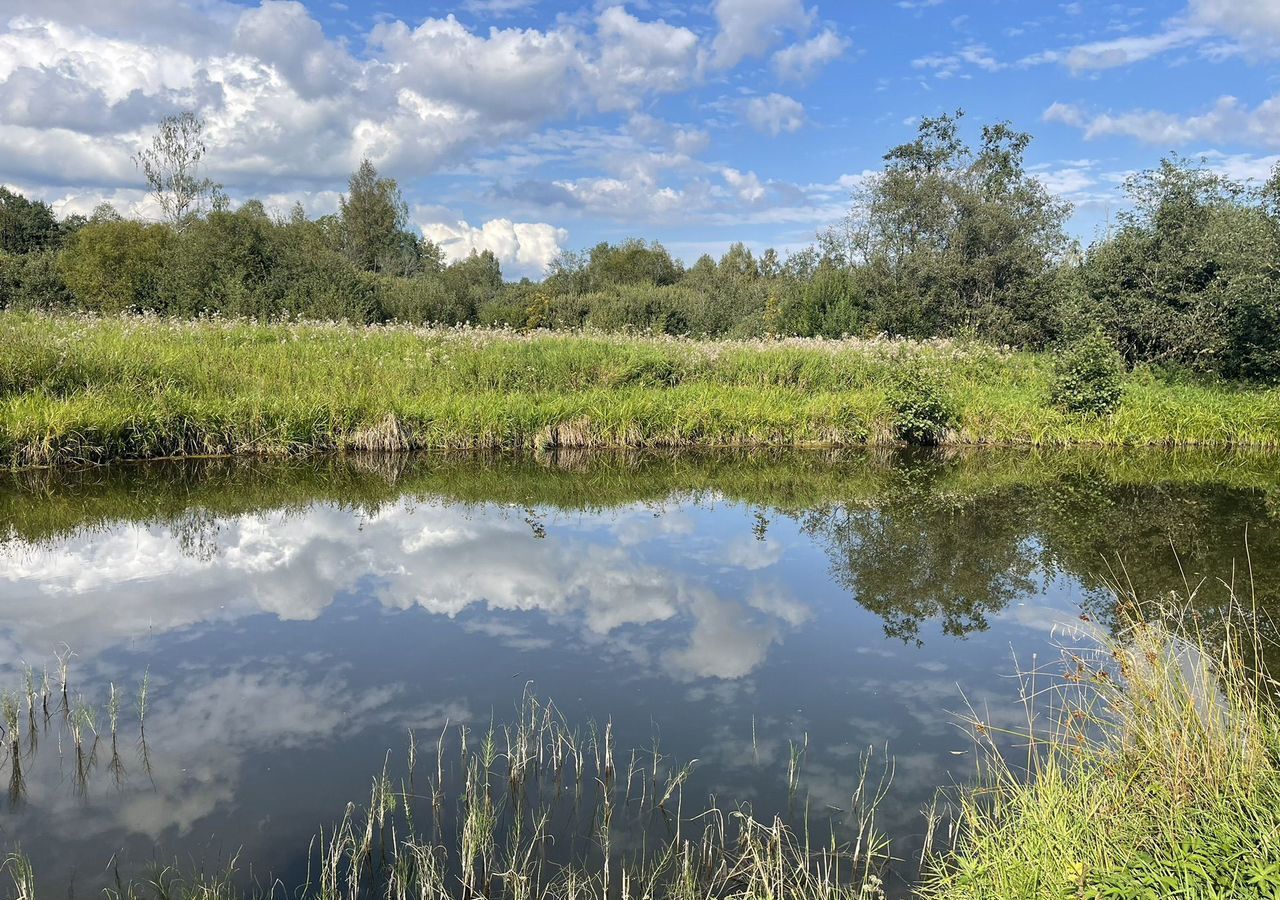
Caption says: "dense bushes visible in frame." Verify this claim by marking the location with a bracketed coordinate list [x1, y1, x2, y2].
[2, 124, 1278, 384]
[1051, 331, 1125, 416]
[887, 363, 957, 444]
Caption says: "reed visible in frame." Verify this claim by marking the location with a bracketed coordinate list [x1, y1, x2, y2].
[920, 591, 1280, 898]
[300, 693, 890, 900]
[3, 852, 34, 900]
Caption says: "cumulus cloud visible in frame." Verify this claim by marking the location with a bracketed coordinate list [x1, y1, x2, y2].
[418, 217, 568, 278]
[0, 2, 752, 202]
[1190, 0, 1280, 47]
[721, 167, 766, 203]
[744, 93, 806, 136]
[710, 0, 813, 70]
[590, 6, 700, 110]
[0, 498, 809, 685]
[0, 0, 855, 233]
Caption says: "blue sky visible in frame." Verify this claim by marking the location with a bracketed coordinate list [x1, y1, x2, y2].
[1, 0, 1277, 276]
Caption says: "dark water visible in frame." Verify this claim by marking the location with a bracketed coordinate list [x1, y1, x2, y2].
[1, 450, 1277, 897]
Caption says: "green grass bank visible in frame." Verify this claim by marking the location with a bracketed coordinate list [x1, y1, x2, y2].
[4, 312, 1280, 467]
[921, 601, 1280, 899]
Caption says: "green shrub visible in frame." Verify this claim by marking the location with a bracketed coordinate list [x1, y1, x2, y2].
[887, 362, 956, 445]
[0, 250, 72, 309]
[379, 275, 472, 324]
[59, 220, 172, 312]
[1052, 331, 1125, 416]
[585, 284, 688, 334]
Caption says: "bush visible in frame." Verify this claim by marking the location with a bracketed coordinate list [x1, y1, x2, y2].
[887, 362, 957, 444]
[1051, 331, 1125, 416]
[59, 220, 172, 312]
[585, 284, 688, 334]
[379, 275, 472, 324]
[0, 250, 72, 309]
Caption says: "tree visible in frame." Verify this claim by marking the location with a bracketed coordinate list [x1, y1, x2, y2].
[0, 188, 61, 254]
[1080, 156, 1280, 379]
[339, 159, 413, 274]
[134, 111, 224, 230]
[824, 110, 1072, 343]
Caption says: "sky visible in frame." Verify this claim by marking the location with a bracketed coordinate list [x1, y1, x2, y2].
[0, 0, 1277, 278]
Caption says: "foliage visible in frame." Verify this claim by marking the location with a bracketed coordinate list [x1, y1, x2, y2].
[2, 114, 1279, 388]
[822, 110, 1073, 345]
[339, 158, 436, 276]
[57, 221, 173, 312]
[1051, 330, 1126, 416]
[133, 111, 224, 229]
[0, 251, 72, 310]
[0, 187, 66, 254]
[886, 362, 957, 445]
[1081, 155, 1280, 380]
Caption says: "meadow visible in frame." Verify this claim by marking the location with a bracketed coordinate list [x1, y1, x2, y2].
[4, 312, 1280, 468]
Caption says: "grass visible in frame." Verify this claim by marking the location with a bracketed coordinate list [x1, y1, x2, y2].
[3, 312, 1280, 467]
[920, 593, 1280, 899]
[0, 653, 151, 805]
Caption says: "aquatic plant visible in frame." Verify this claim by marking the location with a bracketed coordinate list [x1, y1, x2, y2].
[306, 693, 891, 900]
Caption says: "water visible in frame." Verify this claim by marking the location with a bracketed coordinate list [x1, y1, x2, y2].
[1, 449, 1277, 897]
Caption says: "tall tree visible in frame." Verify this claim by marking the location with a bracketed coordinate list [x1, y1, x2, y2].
[134, 112, 224, 230]
[823, 110, 1072, 343]
[0, 188, 61, 254]
[339, 159, 412, 273]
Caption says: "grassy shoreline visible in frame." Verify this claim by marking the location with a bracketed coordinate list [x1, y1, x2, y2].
[4, 312, 1280, 468]
[922, 600, 1280, 898]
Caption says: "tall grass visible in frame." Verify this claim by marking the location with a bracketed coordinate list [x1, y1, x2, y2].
[302, 693, 890, 900]
[6, 693, 889, 900]
[3, 312, 1279, 467]
[920, 592, 1280, 899]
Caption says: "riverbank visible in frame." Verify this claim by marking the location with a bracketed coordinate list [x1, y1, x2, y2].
[4, 312, 1280, 467]
[921, 601, 1280, 898]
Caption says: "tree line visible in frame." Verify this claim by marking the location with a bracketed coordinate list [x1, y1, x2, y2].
[2, 110, 1279, 381]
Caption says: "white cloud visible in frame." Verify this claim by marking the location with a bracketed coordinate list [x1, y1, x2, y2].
[743, 92, 806, 136]
[1053, 26, 1206, 72]
[0, 1, 775, 207]
[770, 27, 849, 82]
[231, 0, 356, 99]
[1190, 0, 1280, 47]
[418, 217, 568, 278]
[553, 174, 698, 219]
[0, 498, 808, 684]
[1026, 0, 1280, 74]
[590, 6, 701, 111]
[1044, 94, 1280, 150]
[721, 166, 766, 203]
[710, 0, 813, 70]
[912, 42, 1003, 78]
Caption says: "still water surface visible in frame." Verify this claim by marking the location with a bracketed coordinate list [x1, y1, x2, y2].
[1, 450, 1276, 896]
